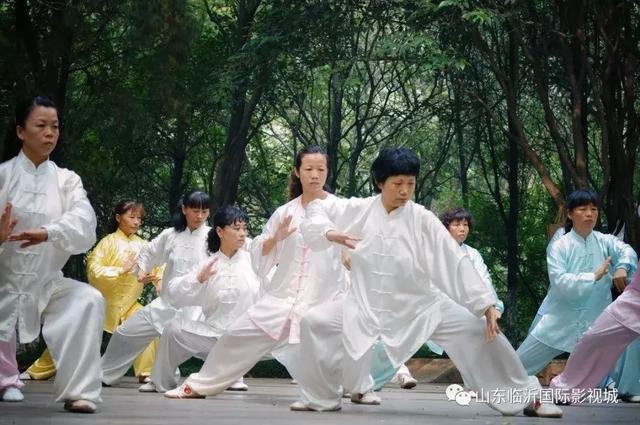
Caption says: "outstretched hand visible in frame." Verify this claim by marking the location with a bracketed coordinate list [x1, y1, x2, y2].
[326, 230, 361, 250]
[274, 215, 297, 242]
[341, 250, 352, 271]
[197, 257, 218, 283]
[262, 215, 298, 256]
[484, 306, 501, 342]
[0, 203, 18, 243]
[612, 268, 628, 293]
[594, 256, 612, 281]
[8, 228, 48, 248]
[138, 273, 156, 285]
[122, 252, 137, 274]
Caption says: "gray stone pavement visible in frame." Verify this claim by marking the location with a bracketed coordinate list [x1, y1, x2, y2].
[1, 378, 638, 425]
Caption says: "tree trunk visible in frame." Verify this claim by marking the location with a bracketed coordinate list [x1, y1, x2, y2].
[326, 65, 345, 192]
[503, 31, 521, 342]
[598, 0, 639, 249]
[210, 0, 270, 211]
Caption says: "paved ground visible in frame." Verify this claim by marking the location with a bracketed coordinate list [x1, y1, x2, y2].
[1, 378, 638, 425]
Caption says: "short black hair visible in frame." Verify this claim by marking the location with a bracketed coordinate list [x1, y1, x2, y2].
[208, 205, 248, 253]
[172, 190, 210, 231]
[370, 147, 420, 193]
[564, 189, 598, 232]
[439, 207, 473, 230]
[16, 96, 58, 128]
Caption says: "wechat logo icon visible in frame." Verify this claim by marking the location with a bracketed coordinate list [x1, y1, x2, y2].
[446, 384, 476, 406]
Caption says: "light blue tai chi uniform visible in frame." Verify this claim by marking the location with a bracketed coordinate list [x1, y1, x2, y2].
[517, 229, 637, 375]
[371, 243, 504, 390]
[527, 227, 565, 333]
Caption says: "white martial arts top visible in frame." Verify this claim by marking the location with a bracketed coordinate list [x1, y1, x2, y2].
[461, 243, 504, 313]
[0, 151, 97, 343]
[136, 224, 210, 333]
[301, 195, 496, 367]
[248, 195, 348, 343]
[167, 248, 260, 337]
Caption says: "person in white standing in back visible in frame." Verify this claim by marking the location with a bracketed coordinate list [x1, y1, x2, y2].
[101, 190, 211, 389]
[140, 205, 259, 393]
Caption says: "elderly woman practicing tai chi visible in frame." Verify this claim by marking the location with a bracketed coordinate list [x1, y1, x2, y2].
[291, 147, 562, 418]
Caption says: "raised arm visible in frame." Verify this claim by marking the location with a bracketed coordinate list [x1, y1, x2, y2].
[86, 237, 127, 285]
[41, 170, 97, 254]
[467, 246, 505, 314]
[607, 235, 638, 273]
[250, 208, 286, 278]
[546, 241, 611, 300]
[137, 228, 172, 274]
[166, 258, 215, 308]
[419, 208, 496, 318]
[301, 196, 370, 251]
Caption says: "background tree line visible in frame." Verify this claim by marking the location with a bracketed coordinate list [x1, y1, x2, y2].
[1, 0, 638, 343]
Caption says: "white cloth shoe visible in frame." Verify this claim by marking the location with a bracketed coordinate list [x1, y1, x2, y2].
[289, 400, 341, 411]
[226, 380, 248, 391]
[398, 373, 417, 389]
[523, 400, 563, 418]
[350, 391, 381, 405]
[18, 371, 32, 380]
[164, 383, 205, 399]
[1, 387, 24, 402]
[63, 399, 97, 413]
[138, 381, 157, 393]
[290, 400, 315, 411]
[621, 394, 640, 403]
[138, 375, 151, 384]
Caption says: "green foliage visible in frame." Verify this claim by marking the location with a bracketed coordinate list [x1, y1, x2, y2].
[1, 0, 638, 347]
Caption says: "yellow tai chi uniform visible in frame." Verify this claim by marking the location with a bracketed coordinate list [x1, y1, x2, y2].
[26, 229, 161, 379]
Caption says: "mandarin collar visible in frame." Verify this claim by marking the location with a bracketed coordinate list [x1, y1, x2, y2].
[114, 228, 138, 240]
[216, 249, 242, 264]
[568, 228, 594, 244]
[18, 150, 50, 176]
[187, 223, 208, 235]
[377, 195, 409, 217]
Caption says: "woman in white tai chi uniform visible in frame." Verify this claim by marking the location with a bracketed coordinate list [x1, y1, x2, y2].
[0, 96, 103, 413]
[140, 205, 260, 393]
[291, 147, 562, 418]
[101, 190, 210, 387]
[165, 145, 348, 399]
[371, 206, 505, 391]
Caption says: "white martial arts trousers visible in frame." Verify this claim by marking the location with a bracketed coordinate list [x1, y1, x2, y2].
[151, 320, 217, 392]
[184, 312, 292, 395]
[102, 307, 161, 385]
[296, 299, 541, 414]
[516, 334, 564, 375]
[0, 279, 104, 402]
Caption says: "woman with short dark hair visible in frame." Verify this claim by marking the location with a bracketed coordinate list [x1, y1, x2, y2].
[0, 96, 102, 413]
